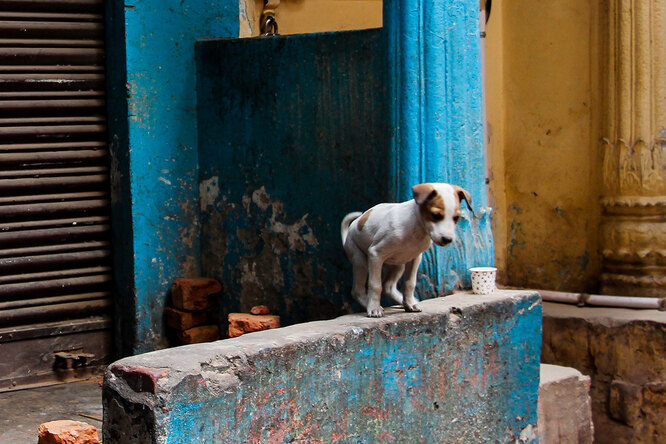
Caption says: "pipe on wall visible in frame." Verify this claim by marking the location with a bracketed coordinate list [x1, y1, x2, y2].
[539, 289, 665, 311]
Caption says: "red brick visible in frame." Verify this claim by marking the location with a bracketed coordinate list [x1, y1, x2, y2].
[171, 278, 222, 310]
[177, 325, 220, 344]
[228, 313, 280, 338]
[38, 420, 99, 444]
[165, 306, 207, 331]
[250, 305, 271, 315]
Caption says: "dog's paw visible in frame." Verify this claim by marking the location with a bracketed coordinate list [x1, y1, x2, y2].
[404, 302, 422, 312]
[367, 306, 384, 318]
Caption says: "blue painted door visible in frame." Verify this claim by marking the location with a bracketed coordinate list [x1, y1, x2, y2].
[197, 30, 390, 329]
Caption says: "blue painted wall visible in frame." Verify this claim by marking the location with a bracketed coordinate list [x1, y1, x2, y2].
[106, 0, 239, 354]
[197, 0, 492, 334]
[107, 0, 492, 353]
[385, 0, 494, 296]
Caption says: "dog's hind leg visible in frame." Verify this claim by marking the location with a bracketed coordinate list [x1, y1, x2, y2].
[382, 264, 405, 305]
[345, 240, 369, 308]
[351, 262, 369, 308]
[402, 254, 423, 312]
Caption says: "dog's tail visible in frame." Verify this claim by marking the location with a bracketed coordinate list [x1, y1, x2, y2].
[341, 212, 362, 245]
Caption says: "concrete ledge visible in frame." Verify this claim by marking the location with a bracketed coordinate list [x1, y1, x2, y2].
[538, 364, 593, 443]
[542, 302, 666, 443]
[103, 290, 541, 443]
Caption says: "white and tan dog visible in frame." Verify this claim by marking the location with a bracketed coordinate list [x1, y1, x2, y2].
[341, 183, 472, 317]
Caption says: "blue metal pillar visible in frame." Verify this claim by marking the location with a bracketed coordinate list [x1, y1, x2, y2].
[384, 0, 494, 295]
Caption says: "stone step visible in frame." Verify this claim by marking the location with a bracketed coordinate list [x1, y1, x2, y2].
[538, 364, 594, 443]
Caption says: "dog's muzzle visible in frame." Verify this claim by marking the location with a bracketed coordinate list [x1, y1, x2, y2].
[437, 236, 453, 246]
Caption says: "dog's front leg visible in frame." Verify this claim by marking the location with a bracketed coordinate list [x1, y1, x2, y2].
[402, 254, 422, 312]
[366, 253, 384, 317]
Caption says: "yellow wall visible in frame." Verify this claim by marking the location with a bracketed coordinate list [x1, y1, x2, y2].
[241, 0, 382, 37]
[486, 0, 603, 292]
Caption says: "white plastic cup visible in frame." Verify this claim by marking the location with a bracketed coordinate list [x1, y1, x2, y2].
[469, 267, 497, 295]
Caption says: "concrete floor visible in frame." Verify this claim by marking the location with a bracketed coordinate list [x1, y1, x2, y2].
[0, 379, 103, 444]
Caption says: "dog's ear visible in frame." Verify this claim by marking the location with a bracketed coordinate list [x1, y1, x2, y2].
[412, 183, 436, 205]
[453, 185, 474, 216]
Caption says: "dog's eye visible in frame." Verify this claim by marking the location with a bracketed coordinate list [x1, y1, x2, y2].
[432, 212, 444, 221]
[453, 215, 460, 223]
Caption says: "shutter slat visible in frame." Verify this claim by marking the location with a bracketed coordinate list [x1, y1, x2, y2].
[0, 198, 109, 220]
[0, 224, 109, 247]
[0, 65, 102, 73]
[0, 73, 104, 92]
[1, 215, 107, 231]
[0, 101, 104, 113]
[0, 141, 105, 151]
[0, 149, 108, 165]
[0, 249, 110, 272]
[0, 21, 102, 39]
[0, 1, 103, 13]
[0, 47, 104, 65]
[0, 272, 112, 299]
[0, 241, 110, 258]
[0, 266, 110, 285]
[0, 191, 107, 204]
[0, 165, 108, 177]
[0, 291, 109, 310]
[0, 299, 111, 328]
[0, 175, 108, 193]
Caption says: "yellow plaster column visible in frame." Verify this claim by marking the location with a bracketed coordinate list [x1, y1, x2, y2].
[600, 0, 666, 296]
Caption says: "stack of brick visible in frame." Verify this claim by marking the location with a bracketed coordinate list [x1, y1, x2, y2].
[166, 278, 222, 344]
[228, 305, 280, 338]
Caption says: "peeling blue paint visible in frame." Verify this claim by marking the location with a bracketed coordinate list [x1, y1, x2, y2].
[103, 292, 542, 443]
[106, 0, 239, 354]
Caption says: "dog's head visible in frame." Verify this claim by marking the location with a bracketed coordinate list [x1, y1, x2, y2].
[411, 183, 473, 247]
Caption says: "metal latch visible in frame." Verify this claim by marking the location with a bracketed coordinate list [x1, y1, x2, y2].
[261, 0, 280, 36]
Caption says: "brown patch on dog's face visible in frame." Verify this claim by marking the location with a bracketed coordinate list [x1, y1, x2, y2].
[412, 183, 436, 205]
[358, 209, 372, 231]
[453, 208, 462, 224]
[419, 192, 446, 223]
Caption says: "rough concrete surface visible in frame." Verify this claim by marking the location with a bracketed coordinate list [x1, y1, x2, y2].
[542, 302, 666, 443]
[104, 291, 541, 443]
[538, 364, 593, 443]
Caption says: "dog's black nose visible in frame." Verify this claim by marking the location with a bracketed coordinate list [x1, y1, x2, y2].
[440, 236, 453, 245]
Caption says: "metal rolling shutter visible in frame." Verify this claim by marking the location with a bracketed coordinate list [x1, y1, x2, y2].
[0, 0, 112, 390]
